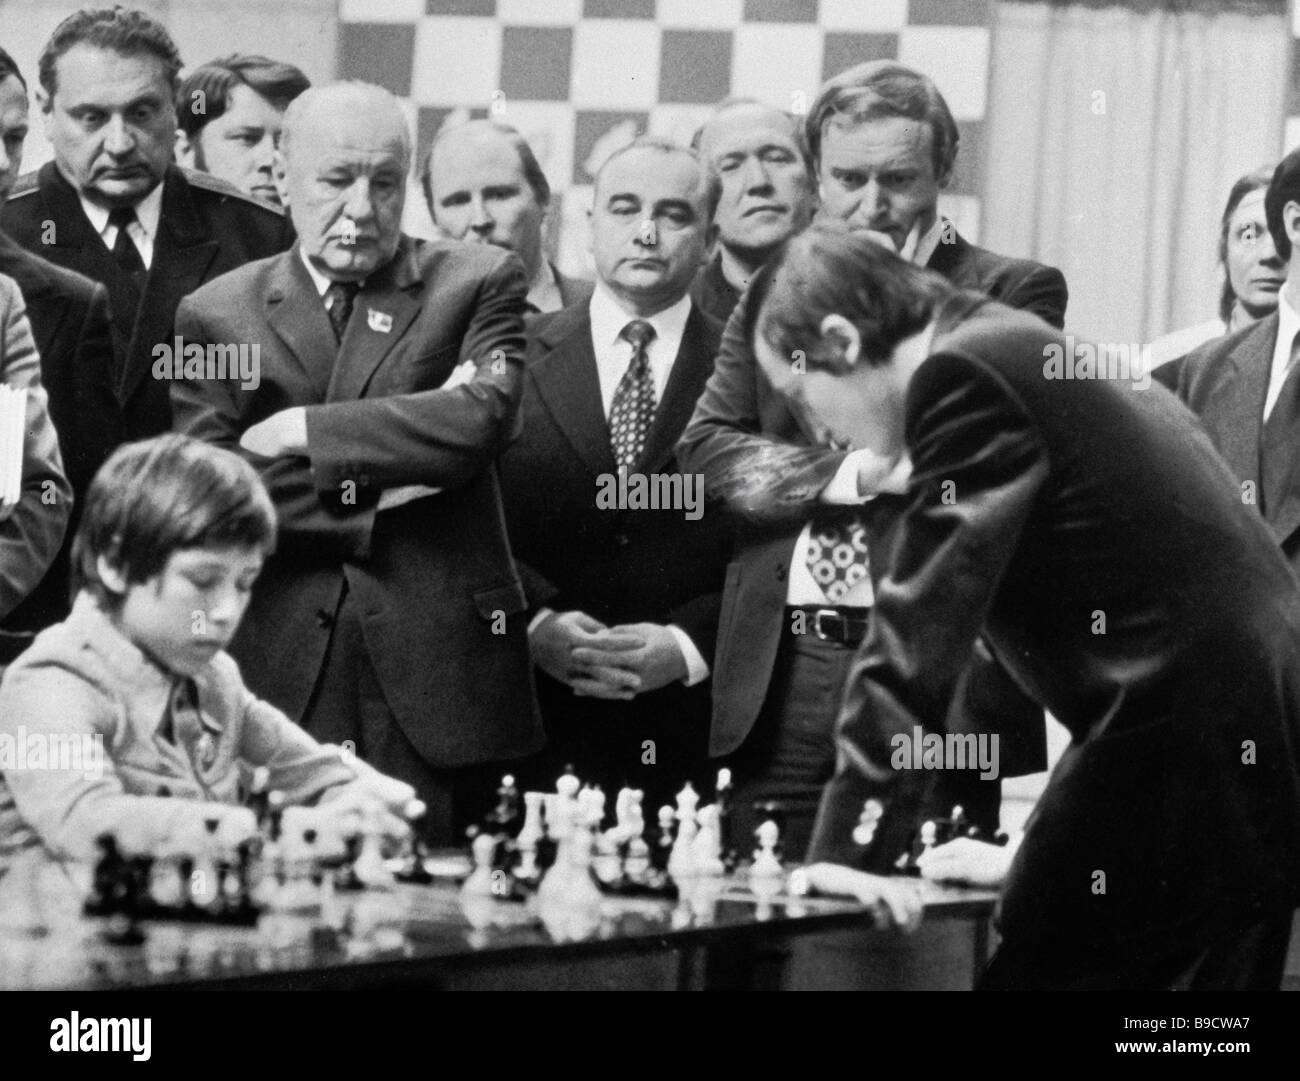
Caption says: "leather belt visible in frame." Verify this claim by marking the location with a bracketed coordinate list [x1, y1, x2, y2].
[786, 605, 871, 648]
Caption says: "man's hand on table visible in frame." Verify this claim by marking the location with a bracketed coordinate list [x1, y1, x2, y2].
[802, 862, 925, 932]
[916, 832, 1023, 888]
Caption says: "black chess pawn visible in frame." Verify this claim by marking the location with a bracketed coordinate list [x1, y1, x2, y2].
[86, 833, 126, 916]
[335, 834, 365, 891]
[487, 774, 522, 837]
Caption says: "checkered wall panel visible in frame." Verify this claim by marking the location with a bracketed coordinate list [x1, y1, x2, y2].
[338, 0, 994, 276]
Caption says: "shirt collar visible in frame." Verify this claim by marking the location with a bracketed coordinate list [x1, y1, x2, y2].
[588, 281, 692, 353]
[79, 181, 164, 242]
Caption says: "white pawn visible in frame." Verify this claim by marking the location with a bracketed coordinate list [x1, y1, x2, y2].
[668, 783, 699, 880]
[516, 792, 545, 879]
[750, 819, 783, 879]
[352, 810, 394, 889]
[460, 832, 498, 898]
[552, 772, 581, 841]
[691, 804, 725, 876]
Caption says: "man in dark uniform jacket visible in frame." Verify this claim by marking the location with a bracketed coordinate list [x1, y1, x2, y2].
[0, 9, 291, 442]
[752, 227, 1300, 990]
[0, 46, 119, 635]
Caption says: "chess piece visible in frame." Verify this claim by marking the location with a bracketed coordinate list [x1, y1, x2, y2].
[749, 819, 783, 879]
[515, 791, 546, 882]
[691, 805, 725, 876]
[668, 784, 699, 879]
[551, 767, 582, 841]
[853, 798, 885, 847]
[488, 775, 522, 836]
[352, 810, 394, 889]
[652, 805, 675, 872]
[715, 768, 738, 872]
[460, 832, 499, 898]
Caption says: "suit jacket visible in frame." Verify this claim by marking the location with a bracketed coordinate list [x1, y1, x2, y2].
[0, 233, 121, 632]
[805, 296, 1300, 961]
[678, 232, 1067, 763]
[500, 301, 733, 799]
[170, 236, 543, 768]
[0, 274, 72, 633]
[0, 163, 293, 440]
[553, 264, 594, 310]
[1168, 313, 1300, 569]
[689, 255, 743, 326]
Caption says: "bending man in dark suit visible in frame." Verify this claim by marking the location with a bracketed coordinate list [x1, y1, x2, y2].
[0, 45, 119, 635]
[678, 60, 1067, 860]
[754, 225, 1300, 990]
[1170, 147, 1300, 575]
[171, 82, 542, 844]
[0, 7, 292, 441]
[500, 138, 732, 810]
[422, 120, 591, 315]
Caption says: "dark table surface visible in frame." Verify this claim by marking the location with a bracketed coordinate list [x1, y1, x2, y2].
[0, 850, 1000, 990]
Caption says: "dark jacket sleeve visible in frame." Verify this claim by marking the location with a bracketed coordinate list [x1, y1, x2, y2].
[997, 264, 1069, 330]
[677, 289, 848, 523]
[304, 252, 528, 494]
[171, 298, 378, 561]
[806, 349, 1050, 870]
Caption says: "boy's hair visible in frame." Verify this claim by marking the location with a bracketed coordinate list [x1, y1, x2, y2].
[0, 46, 26, 91]
[71, 434, 277, 604]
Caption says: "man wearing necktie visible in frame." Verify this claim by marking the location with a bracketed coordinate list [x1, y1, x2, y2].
[0, 8, 292, 441]
[1174, 147, 1300, 578]
[170, 82, 541, 844]
[499, 139, 733, 810]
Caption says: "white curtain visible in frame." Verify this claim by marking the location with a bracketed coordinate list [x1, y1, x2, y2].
[983, 0, 1288, 344]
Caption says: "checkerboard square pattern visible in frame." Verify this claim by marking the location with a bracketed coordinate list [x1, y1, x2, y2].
[659, 31, 732, 105]
[822, 33, 898, 82]
[501, 26, 574, 102]
[339, 1, 998, 266]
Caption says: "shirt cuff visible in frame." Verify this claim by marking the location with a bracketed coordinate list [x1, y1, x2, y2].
[821, 451, 874, 504]
[667, 624, 709, 687]
[528, 607, 555, 635]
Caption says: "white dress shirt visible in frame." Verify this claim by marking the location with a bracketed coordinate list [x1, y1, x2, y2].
[529, 284, 707, 687]
[1264, 290, 1300, 421]
[81, 182, 164, 269]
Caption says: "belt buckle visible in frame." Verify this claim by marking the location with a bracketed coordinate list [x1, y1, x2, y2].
[812, 608, 842, 643]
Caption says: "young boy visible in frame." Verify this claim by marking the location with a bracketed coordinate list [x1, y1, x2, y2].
[0, 434, 414, 866]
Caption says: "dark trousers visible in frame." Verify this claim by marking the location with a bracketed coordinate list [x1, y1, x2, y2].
[298, 581, 504, 846]
[722, 630, 854, 862]
[980, 915, 1294, 991]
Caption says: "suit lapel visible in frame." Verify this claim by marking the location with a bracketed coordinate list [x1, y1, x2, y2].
[266, 250, 339, 400]
[327, 242, 424, 402]
[119, 170, 220, 404]
[1200, 314, 1274, 490]
[530, 307, 618, 477]
[637, 305, 717, 473]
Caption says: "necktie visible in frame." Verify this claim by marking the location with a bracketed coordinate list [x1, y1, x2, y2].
[805, 510, 870, 603]
[1261, 331, 1300, 517]
[107, 205, 146, 305]
[325, 281, 360, 344]
[609, 319, 657, 472]
[165, 679, 217, 772]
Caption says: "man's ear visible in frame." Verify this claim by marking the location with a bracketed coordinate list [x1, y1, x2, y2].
[96, 554, 129, 597]
[819, 313, 862, 370]
[174, 129, 195, 169]
[1284, 200, 1300, 253]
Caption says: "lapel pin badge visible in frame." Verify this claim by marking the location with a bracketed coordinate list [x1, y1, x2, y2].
[368, 309, 393, 334]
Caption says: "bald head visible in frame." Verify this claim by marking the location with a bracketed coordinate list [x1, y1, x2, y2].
[276, 81, 410, 281]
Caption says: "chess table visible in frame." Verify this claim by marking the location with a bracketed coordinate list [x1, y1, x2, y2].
[0, 855, 999, 991]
